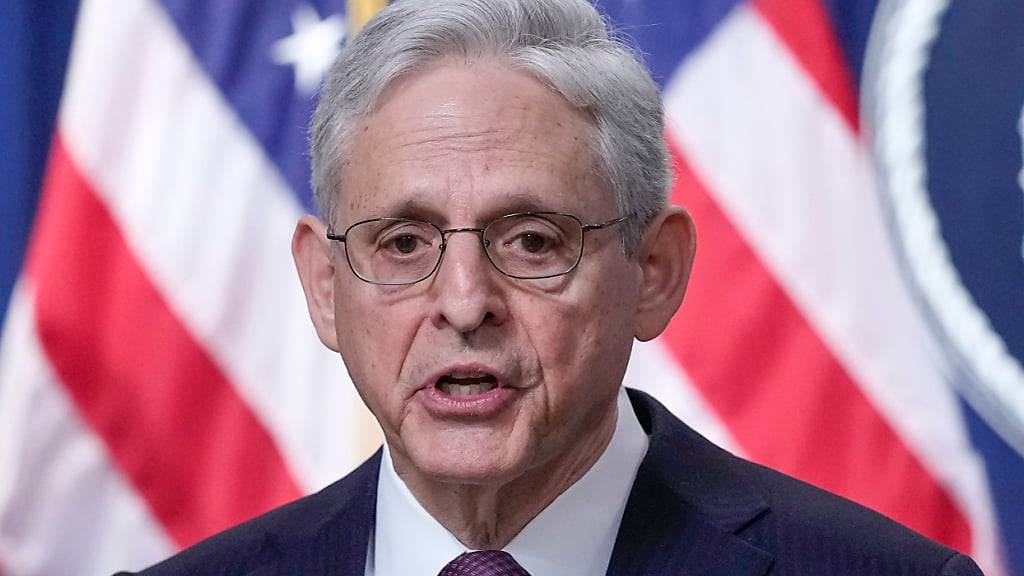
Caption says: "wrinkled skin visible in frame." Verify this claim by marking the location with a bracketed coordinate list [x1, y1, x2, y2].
[293, 58, 695, 548]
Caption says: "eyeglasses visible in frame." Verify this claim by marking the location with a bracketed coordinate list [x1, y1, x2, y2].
[326, 212, 632, 285]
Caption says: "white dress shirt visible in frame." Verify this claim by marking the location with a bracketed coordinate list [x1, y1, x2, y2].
[366, 387, 649, 576]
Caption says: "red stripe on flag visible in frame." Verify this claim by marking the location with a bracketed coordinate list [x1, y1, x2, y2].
[663, 140, 972, 552]
[26, 136, 303, 548]
[753, 0, 859, 131]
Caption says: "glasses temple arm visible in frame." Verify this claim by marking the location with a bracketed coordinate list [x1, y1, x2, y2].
[582, 213, 634, 232]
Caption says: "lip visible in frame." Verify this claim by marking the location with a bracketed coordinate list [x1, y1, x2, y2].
[417, 362, 520, 419]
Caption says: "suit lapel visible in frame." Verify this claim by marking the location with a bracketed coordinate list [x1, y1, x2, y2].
[254, 450, 382, 575]
[242, 392, 774, 575]
[606, 390, 774, 576]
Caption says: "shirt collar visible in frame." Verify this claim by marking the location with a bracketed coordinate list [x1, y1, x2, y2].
[369, 386, 649, 576]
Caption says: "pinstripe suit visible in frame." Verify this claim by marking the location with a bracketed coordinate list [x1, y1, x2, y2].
[126, 389, 983, 575]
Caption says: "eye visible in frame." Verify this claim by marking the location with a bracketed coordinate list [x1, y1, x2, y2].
[503, 226, 561, 256]
[487, 214, 572, 265]
[376, 224, 436, 256]
[389, 234, 420, 254]
[516, 232, 550, 254]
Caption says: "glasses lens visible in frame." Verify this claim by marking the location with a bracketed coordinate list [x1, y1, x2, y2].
[483, 213, 584, 279]
[345, 219, 442, 284]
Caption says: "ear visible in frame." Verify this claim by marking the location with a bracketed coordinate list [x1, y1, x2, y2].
[292, 214, 340, 351]
[634, 206, 696, 341]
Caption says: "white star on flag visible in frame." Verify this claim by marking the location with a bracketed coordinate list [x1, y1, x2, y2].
[272, 5, 347, 95]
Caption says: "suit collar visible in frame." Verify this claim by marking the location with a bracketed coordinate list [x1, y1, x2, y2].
[605, 389, 773, 576]
[254, 389, 774, 575]
[258, 450, 381, 575]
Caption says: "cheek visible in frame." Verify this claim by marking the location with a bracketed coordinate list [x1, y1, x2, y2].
[334, 288, 423, 413]
[335, 295, 378, 373]
[522, 276, 637, 400]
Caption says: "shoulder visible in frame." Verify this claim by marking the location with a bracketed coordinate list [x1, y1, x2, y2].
[741, 461, 982, 575]
[625, 388, 983, 576]
[121, 452, 381, 576]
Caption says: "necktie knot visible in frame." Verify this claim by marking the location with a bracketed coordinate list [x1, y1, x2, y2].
[438, 550, 532, 576]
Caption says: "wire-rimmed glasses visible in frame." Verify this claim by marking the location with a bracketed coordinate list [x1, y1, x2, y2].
[326, 212, 632, 285]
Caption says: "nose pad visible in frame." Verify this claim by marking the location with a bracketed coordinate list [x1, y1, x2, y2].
[432, 229, 491, 284]
[436, 228, 489, 276]
[431, 229, 505, 333]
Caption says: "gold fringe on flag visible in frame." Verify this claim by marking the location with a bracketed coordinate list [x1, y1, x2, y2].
[347, 0, 388, 35]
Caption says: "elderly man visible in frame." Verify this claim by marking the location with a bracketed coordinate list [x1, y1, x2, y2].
[126, 0, 983, 575]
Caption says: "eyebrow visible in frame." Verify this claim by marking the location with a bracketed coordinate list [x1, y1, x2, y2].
[488, 193, 553, 218]
[381, 199, 446, 223]
[367, 192, 564, 225]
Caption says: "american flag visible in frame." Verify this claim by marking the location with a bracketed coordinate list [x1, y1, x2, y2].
[0, 0, 1020, 574]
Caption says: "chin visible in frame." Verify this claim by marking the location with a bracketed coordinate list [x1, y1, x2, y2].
[406, 433, 528, 486]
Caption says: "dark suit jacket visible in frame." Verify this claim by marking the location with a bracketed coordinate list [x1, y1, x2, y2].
[126, 389, 984, 575]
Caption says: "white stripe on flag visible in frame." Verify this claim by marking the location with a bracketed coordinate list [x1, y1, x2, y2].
[0, 282, 175, 575]
[662, 5, 999, 571]
[58, 0, 378, 492]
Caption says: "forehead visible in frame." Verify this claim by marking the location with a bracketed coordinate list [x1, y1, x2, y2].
[338, 59, 610, 222]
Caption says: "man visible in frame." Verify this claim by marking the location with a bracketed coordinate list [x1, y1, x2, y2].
[125, 0, 984, 574]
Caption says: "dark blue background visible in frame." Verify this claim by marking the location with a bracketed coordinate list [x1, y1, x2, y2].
[0, 0, 80, 324]
[926, 0, 1024, 384]
[926, 0, 1024, 571]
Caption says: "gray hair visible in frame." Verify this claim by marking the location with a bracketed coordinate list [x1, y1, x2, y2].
[310, 0, 671, 254]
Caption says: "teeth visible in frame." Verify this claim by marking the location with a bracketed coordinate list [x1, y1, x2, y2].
[439, 381, 497, 396]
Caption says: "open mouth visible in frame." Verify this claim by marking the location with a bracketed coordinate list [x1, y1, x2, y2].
[436, 374, 499, 397]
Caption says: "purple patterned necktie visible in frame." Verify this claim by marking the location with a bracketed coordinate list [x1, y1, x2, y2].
[438, 550, 532, 576]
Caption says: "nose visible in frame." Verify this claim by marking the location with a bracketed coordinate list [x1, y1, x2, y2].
[430, 230, 508, 334]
